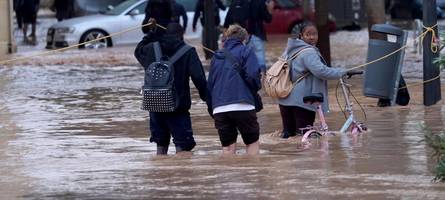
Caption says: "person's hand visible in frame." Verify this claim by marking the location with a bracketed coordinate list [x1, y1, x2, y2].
[207, 107, 214, 119]
[148, 18, 156, 26]
[266, 0, 275, 14]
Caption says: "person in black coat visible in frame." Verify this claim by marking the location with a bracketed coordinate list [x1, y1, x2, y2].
[171, 0, 188, 31]
[13, 0, 24, 29]
[192, 0, 226, 32]
[52, 0, 74, 22]
[21, 0, 40, 45]
[134, 21, 208, 155]
[141, 0, 173, 34]
[224, 0, 274, 70]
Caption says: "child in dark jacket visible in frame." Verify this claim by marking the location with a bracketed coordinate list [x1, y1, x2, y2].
[207, 25, 262, 155]
[134, 22, 207, 155]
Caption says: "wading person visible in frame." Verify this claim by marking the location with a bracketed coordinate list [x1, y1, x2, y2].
[13, 0, 24, 30]
[207, 25, 262, 155]
[277, 22, 347, 139]
[22, 0, 40, 45]
[134, 21, 207, 155]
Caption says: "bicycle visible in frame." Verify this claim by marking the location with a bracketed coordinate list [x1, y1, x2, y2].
[301, 71, 367, 143]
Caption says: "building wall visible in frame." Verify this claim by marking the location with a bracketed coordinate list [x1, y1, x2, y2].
[0, 0, 14, 56]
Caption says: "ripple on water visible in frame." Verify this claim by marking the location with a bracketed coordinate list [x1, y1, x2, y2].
[1, 62, 445, 199]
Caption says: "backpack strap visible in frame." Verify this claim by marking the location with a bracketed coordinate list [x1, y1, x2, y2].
[168, 44, 192, 64]
[287, 47, 313, 61]
[153, 42, 162, 62]
[287, 47, 313, 84]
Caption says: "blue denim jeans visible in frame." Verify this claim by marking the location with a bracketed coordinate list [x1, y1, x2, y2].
[149, 111, 196, 151]
[248, 35, 266, 71]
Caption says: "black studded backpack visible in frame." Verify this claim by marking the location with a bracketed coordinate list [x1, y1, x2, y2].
[142, 42, 191, 112]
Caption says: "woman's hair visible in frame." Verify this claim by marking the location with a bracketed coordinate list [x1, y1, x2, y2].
[293, 21, 316, 38]
[224, 24, 249, 42]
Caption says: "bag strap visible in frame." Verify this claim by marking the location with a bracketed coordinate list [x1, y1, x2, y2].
[153, 42, 162, 62]
[280, 47, 313, 85]
[293, 73, 310, 85]
[168, 44, 192, 64]
[287, 47, 312, 61]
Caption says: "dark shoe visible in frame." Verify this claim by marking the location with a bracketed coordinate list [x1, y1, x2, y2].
[377, 99, 391, 107]
[156, 145, 168, 155]
[175, 146, 193, 155]
[280, 131, 296, 139]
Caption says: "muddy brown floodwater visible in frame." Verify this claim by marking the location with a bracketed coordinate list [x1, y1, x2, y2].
[1, 33, 445, 199]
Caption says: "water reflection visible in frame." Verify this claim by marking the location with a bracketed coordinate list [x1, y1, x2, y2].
[0, 65, 444, 199]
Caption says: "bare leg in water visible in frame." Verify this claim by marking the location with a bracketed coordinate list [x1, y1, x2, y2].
[222, 141, 259, 155]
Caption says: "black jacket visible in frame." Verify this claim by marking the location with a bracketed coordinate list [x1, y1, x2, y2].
[134, 32, 207, 113]
[172, 1, 188, 30]
[53, 0, 74, 20]
[22, 0, 40, 13]
[224, 0, 272, 41]
[13, 0, 24, 11]
[142, 0, 173, 34]
[192, 0, 226, 29]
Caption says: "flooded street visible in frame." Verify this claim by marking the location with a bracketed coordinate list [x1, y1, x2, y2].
[1, 30, 445, 199]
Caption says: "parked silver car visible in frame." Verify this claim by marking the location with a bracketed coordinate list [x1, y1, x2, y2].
[46, 0, 228, 49]
[46, 0, 147, 49]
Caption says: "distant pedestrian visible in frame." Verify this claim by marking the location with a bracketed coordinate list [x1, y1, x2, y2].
[134, 21, 208, 155]
[192, 0, 226, 32]
[171, 0, 188, 31]
[22, 0, 40, 45]
[192, 0, 226, 58]
[52, 0, 74, 22]
[224, 0, 274, 71]
[13, 0, 24, 29]
[142, 0, 173, 34]
[207, 25, 262, 155]
[277, 22, 347, 139]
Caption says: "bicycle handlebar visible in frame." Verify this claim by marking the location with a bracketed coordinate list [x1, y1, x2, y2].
[347, 71, 363, 76]
[345, 71, 363, 79]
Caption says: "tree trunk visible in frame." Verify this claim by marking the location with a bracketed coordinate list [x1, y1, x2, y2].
[365, 0, 386, 39]
[203, 0, 217, 59]
[315, 0, 331, 65]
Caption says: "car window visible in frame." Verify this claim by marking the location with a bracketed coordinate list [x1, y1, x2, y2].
[106, 0, 141, 15]
[177, 0, 198, 12]
[128, 1, 147, 15]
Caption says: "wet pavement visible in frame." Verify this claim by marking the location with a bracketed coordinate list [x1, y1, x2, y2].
[2, 19, 445, 199]
[1, 62, 445, 199]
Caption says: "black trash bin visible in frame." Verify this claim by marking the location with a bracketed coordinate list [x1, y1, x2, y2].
[363, 24, 408, 106]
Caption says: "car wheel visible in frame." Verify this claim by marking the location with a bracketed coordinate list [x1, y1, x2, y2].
[79, 30, 111, 49]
